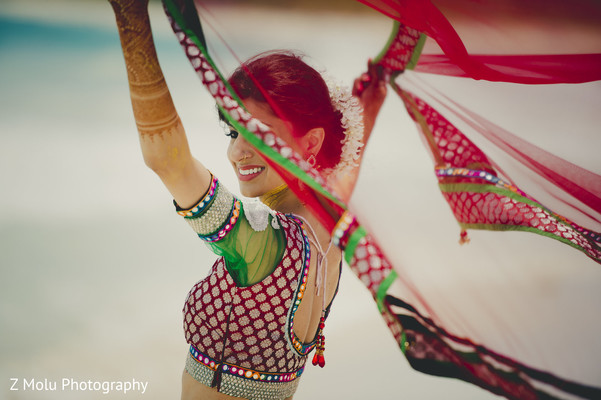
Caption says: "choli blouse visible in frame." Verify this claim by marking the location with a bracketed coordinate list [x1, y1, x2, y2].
[175, 174, 338, 400]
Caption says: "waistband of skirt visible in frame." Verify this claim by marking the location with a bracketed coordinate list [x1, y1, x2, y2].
[187, 345, 304, 383]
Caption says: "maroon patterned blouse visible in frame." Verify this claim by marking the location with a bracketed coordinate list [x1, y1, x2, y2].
[176, 175, 337, 399]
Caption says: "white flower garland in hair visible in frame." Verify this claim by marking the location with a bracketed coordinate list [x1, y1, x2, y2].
[323, 77, 365, 178]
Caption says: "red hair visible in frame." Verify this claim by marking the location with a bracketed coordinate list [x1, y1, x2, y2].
[228, 51, 345, 170]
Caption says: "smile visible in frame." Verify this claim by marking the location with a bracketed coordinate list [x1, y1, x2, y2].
[237, 165, 265, 181]
[239, 167, 265, 176]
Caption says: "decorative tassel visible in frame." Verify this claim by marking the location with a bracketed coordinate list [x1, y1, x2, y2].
[311, 315, 326, 368]
[459, 229, 470, 245]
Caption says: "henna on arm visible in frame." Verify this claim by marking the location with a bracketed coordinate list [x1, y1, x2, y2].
[109, 0, 210, 207]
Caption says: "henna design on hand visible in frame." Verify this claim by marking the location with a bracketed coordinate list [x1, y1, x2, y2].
[109, 0, 181, 138]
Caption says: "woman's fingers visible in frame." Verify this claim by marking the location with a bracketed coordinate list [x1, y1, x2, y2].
[353, 58, 388, 98]
[352, 72, 371, 97]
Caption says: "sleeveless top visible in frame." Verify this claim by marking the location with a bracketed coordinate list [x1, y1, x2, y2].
[176, 175, 338, 400]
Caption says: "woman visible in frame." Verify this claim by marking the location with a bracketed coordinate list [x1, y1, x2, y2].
[107, 0, 385, 399]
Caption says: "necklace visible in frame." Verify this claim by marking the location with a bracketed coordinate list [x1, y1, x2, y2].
[259, 183, 289, 209]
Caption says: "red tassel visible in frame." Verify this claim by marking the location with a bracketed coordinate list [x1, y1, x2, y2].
[459, 229, 470, 245]
[318, 353, 325, 368]
[312, 347, 326, 368]
[312, 316, 326, 368]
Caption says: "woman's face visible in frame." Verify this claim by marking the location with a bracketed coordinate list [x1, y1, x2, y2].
[226, 99, 301, 198]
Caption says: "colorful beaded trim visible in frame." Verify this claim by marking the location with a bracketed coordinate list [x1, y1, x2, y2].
[435, 167, 522, 195]
[436, 167, 601, 243]
[188, 345, 304, 383]
[332, 211, 357, 249]
[177, 174, 218, 218]
[286, 215, 315, 356]
[178, 177, 240, 242]
[201, 198, 241, 243]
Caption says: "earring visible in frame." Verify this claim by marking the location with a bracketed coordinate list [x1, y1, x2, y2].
[307, 154, 316, 167]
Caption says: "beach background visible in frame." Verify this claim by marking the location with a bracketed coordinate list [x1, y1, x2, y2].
[1, 0, 600, 399]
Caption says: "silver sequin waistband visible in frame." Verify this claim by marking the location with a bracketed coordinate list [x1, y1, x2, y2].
[185, 346, 303, 400]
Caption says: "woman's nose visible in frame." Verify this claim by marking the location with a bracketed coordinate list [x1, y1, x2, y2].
[228, 135, 254, 162]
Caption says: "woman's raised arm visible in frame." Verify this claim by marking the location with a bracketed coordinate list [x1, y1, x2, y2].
[108, 0, 211, 208]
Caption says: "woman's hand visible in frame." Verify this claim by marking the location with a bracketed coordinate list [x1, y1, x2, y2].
[352, 60, 388, 145]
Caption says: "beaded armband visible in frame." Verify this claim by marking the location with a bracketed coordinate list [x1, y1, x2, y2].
[176, 176, 241, 242]
[176, 175, 219, 218]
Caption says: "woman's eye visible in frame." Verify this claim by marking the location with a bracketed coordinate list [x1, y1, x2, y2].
[225, 129, 239, 139]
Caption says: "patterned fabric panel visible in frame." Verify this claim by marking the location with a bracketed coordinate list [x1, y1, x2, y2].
[186, 348, 302, 400]
[183, 215, 311, 382]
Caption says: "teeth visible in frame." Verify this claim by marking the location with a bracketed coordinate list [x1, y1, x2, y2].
[239, 167, 264, 176]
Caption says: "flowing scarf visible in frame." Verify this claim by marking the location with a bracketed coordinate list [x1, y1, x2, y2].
[162, 0, 601, 398]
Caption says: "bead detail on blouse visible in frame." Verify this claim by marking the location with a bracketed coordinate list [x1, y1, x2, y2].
[186, 348, 302, 400]
[189, 345, 304, 382]
[202, 199, 241, 243]
[184, 180, 236, 238]
[176, 174, 218, 218]
[285, 216, 315, 356]
[182, 215, 312, 396]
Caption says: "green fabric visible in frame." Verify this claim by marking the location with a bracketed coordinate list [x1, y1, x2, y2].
[164, 0, 345, 210]
[376, 270, 398, 313]
[206, 204, 286, 287]
[400, 330, 408, 355]
[438, 182, 544, 209]
[344, 225, 367, 265]
[458, 222, 587, 254]
[405, 34, 426, 71]
[373, 21, 426, 72]
[439, 183, 588, 252]
[163, 0, 240, 106]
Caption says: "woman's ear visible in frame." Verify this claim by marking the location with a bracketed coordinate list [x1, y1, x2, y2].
[303, 127, 325, 157]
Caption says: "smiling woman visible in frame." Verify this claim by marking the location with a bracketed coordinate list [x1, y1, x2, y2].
[106, 0, 385, 399]
[223, 51, 344, 201]
[3, 0, 599, 399]
[226, 98, 305, 200]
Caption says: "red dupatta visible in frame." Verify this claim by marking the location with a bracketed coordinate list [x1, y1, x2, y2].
[162, 0, 601, 398]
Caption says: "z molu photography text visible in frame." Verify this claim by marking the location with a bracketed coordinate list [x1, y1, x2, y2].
[9, 377, 148, 395]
